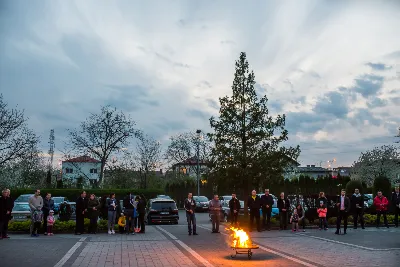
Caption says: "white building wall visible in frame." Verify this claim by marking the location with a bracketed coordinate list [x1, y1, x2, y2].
[62, 161, 101, 181]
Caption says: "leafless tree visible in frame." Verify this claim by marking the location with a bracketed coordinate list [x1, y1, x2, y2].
[135, 134, 162, 189]
[66, 105, 140, 186]
[0, 95, 39, 167]
[165, 131, 212, 166]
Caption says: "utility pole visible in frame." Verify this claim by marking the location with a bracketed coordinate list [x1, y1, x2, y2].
[196, 129, 201, 196]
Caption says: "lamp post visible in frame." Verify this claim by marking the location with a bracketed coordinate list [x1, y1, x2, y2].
[196, 129, 201, 196]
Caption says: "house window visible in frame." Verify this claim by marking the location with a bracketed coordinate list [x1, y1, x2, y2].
[90, 168, 97, 174]
[65, 168, 73, 174]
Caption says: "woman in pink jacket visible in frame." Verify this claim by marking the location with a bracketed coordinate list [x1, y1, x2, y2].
[373, 191, 389, 228]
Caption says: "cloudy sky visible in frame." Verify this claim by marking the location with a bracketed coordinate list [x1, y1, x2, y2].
[1, 0, 399, 168]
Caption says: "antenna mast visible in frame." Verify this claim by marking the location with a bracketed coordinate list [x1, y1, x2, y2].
[48, 129, 55, 172]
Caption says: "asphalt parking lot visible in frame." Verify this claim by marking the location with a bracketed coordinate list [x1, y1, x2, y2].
[0, 212, 399, 267]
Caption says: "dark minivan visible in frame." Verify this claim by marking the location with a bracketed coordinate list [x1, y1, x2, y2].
[146, 198, 179, 225]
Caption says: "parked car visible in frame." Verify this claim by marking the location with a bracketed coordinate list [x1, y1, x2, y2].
[14, 194, 33, 203]
[364, 194, 373, 209]
[193, 196, 209, 212]
[156, 195, 171, 199]
[146, 198, 179, 225]
[11, 202, 31, 221]
[53, 197, 68, 213]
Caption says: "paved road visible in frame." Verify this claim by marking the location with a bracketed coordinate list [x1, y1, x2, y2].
[0, 211, 399, 267]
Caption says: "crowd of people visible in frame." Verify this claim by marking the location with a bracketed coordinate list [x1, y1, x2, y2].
[183, 186, 399, 236]
[0, 186, 399, 238]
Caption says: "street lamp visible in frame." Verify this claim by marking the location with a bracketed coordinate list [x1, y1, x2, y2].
[196, 129, 201, 196]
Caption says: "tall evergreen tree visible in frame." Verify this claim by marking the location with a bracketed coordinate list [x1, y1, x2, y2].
[208, 52, 300, 211]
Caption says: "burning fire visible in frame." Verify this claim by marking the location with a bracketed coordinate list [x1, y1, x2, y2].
[230, 227, 250, 248]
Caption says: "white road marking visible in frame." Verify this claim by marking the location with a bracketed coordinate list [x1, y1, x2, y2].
[197, 225, 318, 267]
[156, 226, 215, 267]
[298, 233, 400, 251]
[53, 237, 87, 267]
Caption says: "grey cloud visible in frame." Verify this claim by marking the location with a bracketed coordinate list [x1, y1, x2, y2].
[391, 97, 400, 105]
[285, 111, 327, 134]
[352, 74, 384, 98]
[283, 79, 294, 89]
[198, 81, 212, 88]
[366, 62, 391, 71]
[313, 91, 349, 119]
[366, 97, 388, 109]
[291, 96, 306, 105]
[206, 99, 219, 110]
[349, 108, 382, 127]
[155, 52, 190, 68]
[221, 40, 235, 45]
[269, 100, 283, 112]
[106, 84, 160, 112]
[186, 109, 211, 120]
[384, 50, 400, 59]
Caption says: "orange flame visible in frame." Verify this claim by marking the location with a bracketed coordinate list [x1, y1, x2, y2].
[230, 227, 250, 248]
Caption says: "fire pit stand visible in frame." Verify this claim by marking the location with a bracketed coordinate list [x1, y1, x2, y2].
[230, 244, 259, 259]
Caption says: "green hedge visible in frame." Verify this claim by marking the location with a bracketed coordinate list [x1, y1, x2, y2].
[238, 214, 396, 228]
[8, 219, 118, 232]
[9, 188, 164, 201]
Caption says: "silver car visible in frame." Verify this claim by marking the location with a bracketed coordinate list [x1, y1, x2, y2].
[11, 202, 31, 221]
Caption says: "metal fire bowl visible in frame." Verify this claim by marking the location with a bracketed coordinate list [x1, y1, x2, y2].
[230, 244, 259, 249]
[230, 244, 259, 259]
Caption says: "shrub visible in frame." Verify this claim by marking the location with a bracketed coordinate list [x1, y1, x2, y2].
[345, 180, 364, 194]
[8, 219, 118, 233]
[10, 188, 163, 202]
[373, 176, 392, 197]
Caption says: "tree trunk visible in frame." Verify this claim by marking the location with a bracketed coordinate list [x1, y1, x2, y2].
[99, 160, 106, 187]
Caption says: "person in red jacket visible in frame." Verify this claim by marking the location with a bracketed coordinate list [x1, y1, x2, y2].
[373, 191, 389, 228]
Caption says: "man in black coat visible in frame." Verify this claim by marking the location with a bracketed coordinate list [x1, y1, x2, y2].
[335, 189, 350, 235]
[392, 186, 400, 228]
[277, 192, 290, 230]
[123, 192, 135, 234]
[136, 196, 146, 233]
[1, 189, 14, 239]
[247, 190, 262, 232]
[351, 188, 364, 229]
[0, 189, 14, 239]
[75, 191, 87, 235]
[261, 189, 274, 231]
[228, 193, 241, 226]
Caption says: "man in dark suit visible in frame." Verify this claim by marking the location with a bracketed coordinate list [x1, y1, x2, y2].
[228, 193, 241, 226]
[335, 189, 350, 235]
[277, 192, 291, 230]
[75, 191, 87, 235]
[391, 186, 400, 228]
[247, 190, 262, 232]
[351, 188, 365, 229]
[261, 189, 274, 231]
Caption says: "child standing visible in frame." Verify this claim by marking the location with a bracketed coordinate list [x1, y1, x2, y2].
[31, 210, 43, 237]
[290, 209, 299, 232]
[317, 201, 328, 230]
[47, 210, 55, 236]
[118, 213, 126, 234]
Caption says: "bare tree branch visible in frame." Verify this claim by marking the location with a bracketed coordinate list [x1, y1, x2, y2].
[66, 105, 140, 186]
[0, 95, 40, 166]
